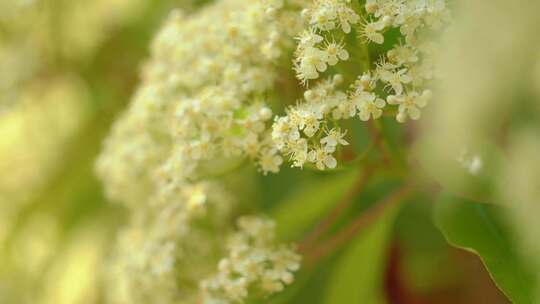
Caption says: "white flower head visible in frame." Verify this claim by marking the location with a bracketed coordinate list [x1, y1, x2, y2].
[379, 68, 412, 95]
[324, 40, 350, 66]
[259, 148, 283, 175]
[320, 127, 349, 152]
[392, 90, 431, 123]
[359, 19, 385, 44]
[355, 92, 386, 121]
[308, 146, 337, 170]
[200, 216, 301, 303]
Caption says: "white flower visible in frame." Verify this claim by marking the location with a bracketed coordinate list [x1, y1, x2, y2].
[355, 92, 386, 121]
[391, 90, 431, 122]
[260, 275, 285, 293]
[309, 2, 337, 31]
[298, 107, 323, 137]
[387, 44, 418, 66]
[324, 40, 349, 66]
[424, 0, 451, 30]
[272, 116, 300, 150]
[399, 13, 422, 41]
[379, 68, 412, 95]
[354, 72, 376, 93]
[288, 138, 308, 168]
[359, 20, 385, 44]
[259, 148, 283, 175]
[295, 46, 329, 82]
[307, 0, 360, 33]
[320, 128, 349, 152]
[332, 98, 357, 119]
[336, 3, 360, 33]
[296, 29, 324, 49]
[308, 146, 337, 170]
[201, 216, 301, 303]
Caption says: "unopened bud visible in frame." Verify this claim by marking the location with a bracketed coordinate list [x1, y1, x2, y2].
[333, 74, 344, 85]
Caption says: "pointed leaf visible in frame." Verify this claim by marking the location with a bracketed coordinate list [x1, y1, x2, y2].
[434, 193, 536, 303]
[322, 198, 402, 304]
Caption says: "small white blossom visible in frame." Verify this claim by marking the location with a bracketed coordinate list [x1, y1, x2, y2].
[259, 148, 283, 175]
[391, 90, 431, 122]
[324, 40, 349, 66]
[295, 46, 329, 82]
[308, 146, 338, 170]
[359, 20, 385, 44]
[379, 68, 412, 95]
[296, 29, 324, 49]
[355, 92, 386, 121]
[298, 106, 324, 137]
[321, 128, 349, 152]
[201, 216, 301, 303]
[387, 43, 418, 66]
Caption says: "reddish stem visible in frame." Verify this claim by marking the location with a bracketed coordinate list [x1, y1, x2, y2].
[303, 183, 414, 265]
[298, 168, 374, 253]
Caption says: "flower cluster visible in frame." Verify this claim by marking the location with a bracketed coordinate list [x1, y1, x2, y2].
[107, 192, 301, 304]
[105, 181, 237, 304]
[353, 0, 450, 123]
[201, 216, 301, 303]
[97, 1, 301, 200]
[97, 0, 452, 302]
[97, 2, 303, 303]
[293, 0, 359, 83]
[273, 0, 450, 171]
[272, 75, 350, 170]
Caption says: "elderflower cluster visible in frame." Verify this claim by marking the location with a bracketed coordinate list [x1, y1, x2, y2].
[107, 192, 300, 304]
[272, 0, 450, 171]
[97, 1, 303, 303]
[272, 75, 350, 170]
[106, 181, 237, 304]
[354, 0, 450, 122]
[201, 216, 301, 303]
[361, 0, 450, 44]
[293, 0, 359, 83]
[97, 1, 301, 199]
[98, 0, 452, 301]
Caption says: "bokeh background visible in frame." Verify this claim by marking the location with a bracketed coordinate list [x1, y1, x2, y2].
[1, 1, 538, 303]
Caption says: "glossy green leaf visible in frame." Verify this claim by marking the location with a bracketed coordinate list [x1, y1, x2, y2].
[322, 198, 402, 304]
[434, 193, 536, 304]
[271, 170, 359, 240]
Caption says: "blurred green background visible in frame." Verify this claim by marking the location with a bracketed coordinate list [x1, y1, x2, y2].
[0, 1, 526, 303]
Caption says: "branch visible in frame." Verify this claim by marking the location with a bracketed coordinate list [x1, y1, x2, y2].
[298, 167, 374, 253]
[302, 183, 414, 265]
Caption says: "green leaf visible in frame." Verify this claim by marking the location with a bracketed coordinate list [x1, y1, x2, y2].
[394, 194, 455, 292]
[322, 197, 402, 304]
[434, 193, 537, 304]
[270, 170, 359, 240]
